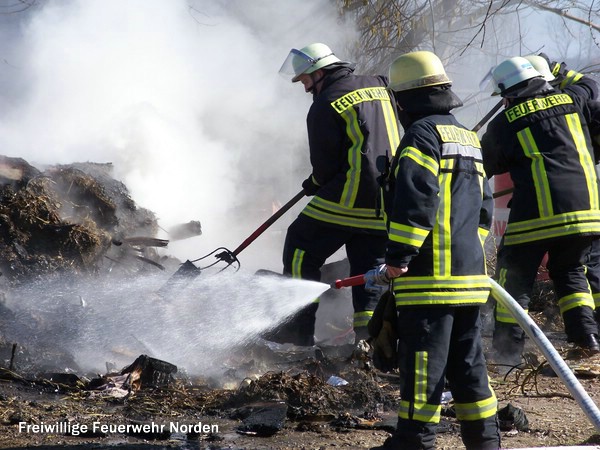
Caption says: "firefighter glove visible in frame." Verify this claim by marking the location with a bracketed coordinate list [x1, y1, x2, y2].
[364, 264, 390, 293]
[302, 176, 320, 196]
[367, 290, 398, 372]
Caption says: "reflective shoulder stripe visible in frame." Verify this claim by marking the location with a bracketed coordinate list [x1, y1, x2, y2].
[560, 70, 584, 89]
[400, 146, 439, 176]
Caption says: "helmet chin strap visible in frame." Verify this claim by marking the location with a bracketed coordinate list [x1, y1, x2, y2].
[307, 71, 326, 94]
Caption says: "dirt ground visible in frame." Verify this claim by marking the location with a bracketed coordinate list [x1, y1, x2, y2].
[1, 325, 600, 450]
[1, 155, 600, 449]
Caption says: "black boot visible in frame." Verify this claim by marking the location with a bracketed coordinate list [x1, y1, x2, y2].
[574, 333, 600, 354]
[492, 322, 525, 368]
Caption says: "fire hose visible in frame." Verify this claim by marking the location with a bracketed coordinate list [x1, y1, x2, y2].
[334, 274, 600, 431]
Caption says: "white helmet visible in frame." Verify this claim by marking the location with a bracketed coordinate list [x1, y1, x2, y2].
[523, 54, 555, 82]
[279, 43, 351, 82]
[491, 56, 542, 96]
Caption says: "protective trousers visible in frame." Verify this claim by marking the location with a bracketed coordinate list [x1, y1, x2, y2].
[390, 305, 500, 450]
[493, 236, 597, 356]
[585, 237, 600, 334]
[276, 214, 386, 346]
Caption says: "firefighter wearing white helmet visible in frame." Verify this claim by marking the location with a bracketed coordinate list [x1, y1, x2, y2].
[279, 43, 347, 81]
[523, 53, 600, 341]
[524, 54, 555, 82]
[524, 53, 598, 99]
[490, 56, 543, 96]
[266, 43, 401, 348]
[366, 50, 501, 450]
[482, 55, 600, 366]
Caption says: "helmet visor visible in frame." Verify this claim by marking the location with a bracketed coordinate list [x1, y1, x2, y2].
[279, 48, 331, 82]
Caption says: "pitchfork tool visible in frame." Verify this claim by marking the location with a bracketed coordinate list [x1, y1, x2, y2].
[192, 189, 306, 271]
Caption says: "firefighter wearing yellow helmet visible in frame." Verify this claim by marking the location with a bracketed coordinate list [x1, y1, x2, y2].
[482, 54, 600, 369]
[267, 43, 401, 347]
[366, 50, 501, 449]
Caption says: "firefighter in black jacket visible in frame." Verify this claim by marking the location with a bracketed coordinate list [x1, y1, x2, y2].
[525, 54, 600, 340]
[481, 56, 600, 366]
[271, 43, 401, 346]
[368, 50, 500, 450]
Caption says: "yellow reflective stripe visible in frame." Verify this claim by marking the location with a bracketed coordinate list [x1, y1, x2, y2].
[565, 112, 599, 209]
[339, 107, 363, 208]
[504, 211, 600, 245]
[498, 268, 507, 288]
[302, 207, 386, 230]
[415, 351, 428, 404]
[392, 275, 491, 290]
[478, 227, 489, 246]
[308, 197, 382, 217]
[398, 400, 441, 423]
[517, 127, 553, 217]
[506, 210, 600, 233]
[593, 293, 600, 308]
[380, 96, 401, 156]
[435, 159, 452, 277]
[505, 223, 600, 245]
[400, 146, 439, 176]
[302, 197, 386, 230]
[353, 310, 373, 328]
[560, 70, 584, 89]
[394, 291, 490, 306]
[291, 249, 304, 278]
[388, 221, 430, 246]
[558, 292, 595, 314]
[495, 303, 527, 324]
[454, 393, 498, 421]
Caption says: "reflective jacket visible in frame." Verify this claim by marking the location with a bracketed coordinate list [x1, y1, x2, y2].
[301, 67, 401, 233]
[482, 79, 600, 246]
[384, 100, 494, 307]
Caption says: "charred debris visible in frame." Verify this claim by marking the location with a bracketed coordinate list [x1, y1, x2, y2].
[0, 154, 404, 441]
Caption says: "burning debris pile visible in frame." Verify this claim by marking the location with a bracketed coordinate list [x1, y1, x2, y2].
[0, 155, 164, 285]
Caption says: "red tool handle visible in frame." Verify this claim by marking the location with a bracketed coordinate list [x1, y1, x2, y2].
[231, 189, 305, 257]
[334, 274, 366, 289]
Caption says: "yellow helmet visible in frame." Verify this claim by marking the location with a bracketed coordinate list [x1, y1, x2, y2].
[388, 51, 451, 92]
[523, 54, 555, 82]
[279, 43, 350, 83]
[491, 56, 542, 96]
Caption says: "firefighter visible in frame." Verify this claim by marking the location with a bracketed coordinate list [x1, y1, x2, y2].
[524, 54, 600, 338]
[481, 56, 600, 366]
[368, 50, 500, 450]
[270, 43, 401, 346]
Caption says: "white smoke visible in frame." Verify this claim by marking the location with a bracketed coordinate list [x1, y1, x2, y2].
[0, 0, 358, 271]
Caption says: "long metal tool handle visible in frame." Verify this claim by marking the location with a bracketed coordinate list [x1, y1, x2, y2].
[230, 189, 306, 257]
[472, 100, 503, 133]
